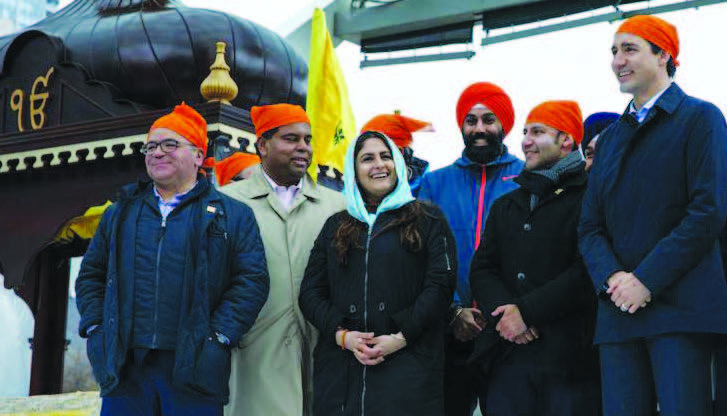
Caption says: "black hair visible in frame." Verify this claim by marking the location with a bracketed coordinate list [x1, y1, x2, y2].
[649, 42, 676, 78]
[259, 127, 279, 141]
[255, 127, 280, 157]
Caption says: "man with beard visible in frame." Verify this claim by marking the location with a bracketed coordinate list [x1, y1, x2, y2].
[419, 82, 524, 416]
[222, 104, 344, 416]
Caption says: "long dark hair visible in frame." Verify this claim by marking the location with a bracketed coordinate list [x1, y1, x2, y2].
[332, 131, 432, 265]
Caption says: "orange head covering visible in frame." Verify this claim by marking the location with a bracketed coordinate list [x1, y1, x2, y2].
[617, 15, 679, 67]
[360, 113, 432, 149]
[456, 82, 514, 135]
[250, 104, 310, 137]
[214, 152, 261, 186]
[526, 100, 584, 145]
[150, 102, 208, 155]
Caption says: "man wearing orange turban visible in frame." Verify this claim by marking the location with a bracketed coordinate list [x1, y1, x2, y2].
[470, 100, 600, 414]
[215, 152, 261, 187]
[76, 102, 269, 414]
[361, 112, 432, 196]
[222, 103, 344, 416]
[580, 15, 727, 416]
[418, 82, 524, 416]
[522, 100, 583, 170]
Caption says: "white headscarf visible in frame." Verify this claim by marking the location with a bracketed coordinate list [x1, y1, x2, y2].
[343, 132, 415, 228]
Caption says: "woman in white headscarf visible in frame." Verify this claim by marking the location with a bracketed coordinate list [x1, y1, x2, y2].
[300, 131, 457, 415]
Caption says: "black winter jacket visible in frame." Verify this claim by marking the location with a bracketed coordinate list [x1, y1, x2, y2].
[75, 178, 269, 403]
[299, 203, 457, 416]
[469, 167, 598, 378]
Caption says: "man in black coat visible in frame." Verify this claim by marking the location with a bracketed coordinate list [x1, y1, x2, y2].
[469, 100, 599, 415]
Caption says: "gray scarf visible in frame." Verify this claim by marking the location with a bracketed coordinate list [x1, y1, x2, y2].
[529, 151, 584, 210]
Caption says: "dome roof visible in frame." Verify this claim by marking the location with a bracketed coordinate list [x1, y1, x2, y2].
[0, 0, 308, 110]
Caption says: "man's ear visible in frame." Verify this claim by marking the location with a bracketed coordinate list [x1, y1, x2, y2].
[658, 50, 671, 67]
[559, 133, 575, 153]
[194, 148, 205, 167]
[257, 137, 268, 159]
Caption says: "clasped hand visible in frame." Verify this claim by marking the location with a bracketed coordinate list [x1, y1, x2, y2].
[338, 330, 407, 366]
[607, 271, 652, 314]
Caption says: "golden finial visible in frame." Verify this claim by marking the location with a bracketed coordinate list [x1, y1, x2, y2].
[200, 42, 239, 105]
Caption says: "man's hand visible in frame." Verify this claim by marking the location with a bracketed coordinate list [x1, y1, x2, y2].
[453, 308, 484, 342]
[491, 304, 527, 342]
[512, 327, 539, 345]
[607, 271, 652, 314]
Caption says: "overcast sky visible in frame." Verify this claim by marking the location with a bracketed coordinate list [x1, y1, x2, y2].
[57, 0, 727, 169]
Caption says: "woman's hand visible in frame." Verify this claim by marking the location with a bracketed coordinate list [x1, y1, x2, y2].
[369, 333, 407, 360]
[337, 330, 383, 366]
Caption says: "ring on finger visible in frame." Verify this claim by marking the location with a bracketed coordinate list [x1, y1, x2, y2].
[620, 304, 629, 312]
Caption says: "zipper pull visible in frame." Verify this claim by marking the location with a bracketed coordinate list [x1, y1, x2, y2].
[161, 217, 166, 228]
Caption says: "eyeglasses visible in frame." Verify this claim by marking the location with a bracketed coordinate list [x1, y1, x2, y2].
[141, 139, 197, 155]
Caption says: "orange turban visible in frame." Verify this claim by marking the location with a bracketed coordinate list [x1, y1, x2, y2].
[361, 114, 432, 149]
[150, 102, 208, 155]
[250, 104, 310, 137]
[526, 100, 584, 145]
[617, 15, 679, 67]
[456, 82, 514, 135]
[214, 152, 261, 186]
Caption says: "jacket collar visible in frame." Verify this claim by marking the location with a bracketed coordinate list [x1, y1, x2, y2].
[514, 163, 587, 207]
[454, 148, 521, 170]
[621, 82, 684, 122]
[245, 164, 323, 201]
[121, 175, 214, 202]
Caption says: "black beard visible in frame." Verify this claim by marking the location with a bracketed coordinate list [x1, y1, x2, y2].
[464, 132, 505, 164]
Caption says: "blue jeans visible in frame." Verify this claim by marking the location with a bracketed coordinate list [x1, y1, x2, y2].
[101, 349, 222, 416]
[600, 333, 713, 416]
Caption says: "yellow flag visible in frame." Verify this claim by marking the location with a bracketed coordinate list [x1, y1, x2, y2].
[54, 200, 112, 243]
[306, 8, 356, 182]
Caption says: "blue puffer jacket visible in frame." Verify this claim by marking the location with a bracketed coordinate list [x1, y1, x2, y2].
[419, 151, 524, 306]
[75, 177, 269, 403]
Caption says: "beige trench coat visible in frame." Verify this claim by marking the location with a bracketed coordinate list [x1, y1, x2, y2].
[222, 166, 344, 416]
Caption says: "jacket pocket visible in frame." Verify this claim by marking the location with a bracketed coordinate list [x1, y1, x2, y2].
[86, 330, 113, 389]
[193, 333, 232, 397]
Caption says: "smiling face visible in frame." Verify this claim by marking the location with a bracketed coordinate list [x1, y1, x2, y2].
[355, 137, 397, 205]
[522, 122, 572, 171]
[145, 128, 203, 192]
[258, 122, 312, 186]
[611, 32, 671, 107]
[461, 106, 506, 164]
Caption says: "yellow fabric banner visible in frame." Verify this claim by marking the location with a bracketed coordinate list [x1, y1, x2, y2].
[54, 201, 112, 243]
[306, 8, 356, 182]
